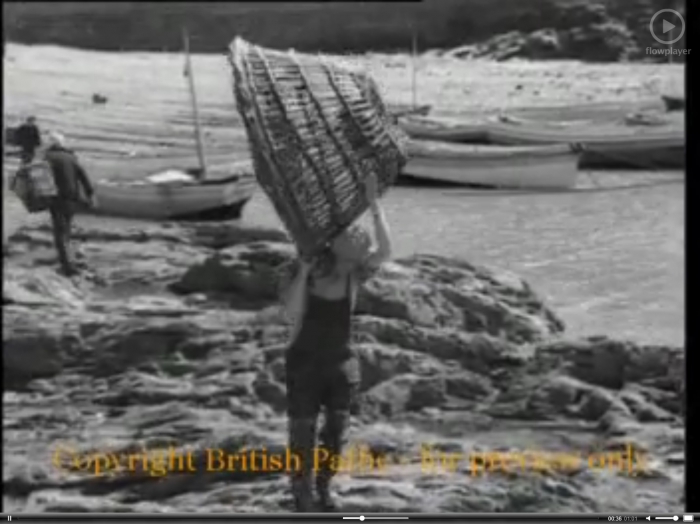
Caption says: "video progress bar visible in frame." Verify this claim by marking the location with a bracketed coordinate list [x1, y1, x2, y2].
[343, 518, 409, 521]
[2, 514, 686, 522]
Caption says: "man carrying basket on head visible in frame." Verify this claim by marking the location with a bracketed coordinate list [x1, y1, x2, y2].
[281, 173, 392, 512]
[230, 36, 405, 513]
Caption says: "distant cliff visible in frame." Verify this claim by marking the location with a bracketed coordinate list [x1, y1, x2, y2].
[2, 0, 686, 62]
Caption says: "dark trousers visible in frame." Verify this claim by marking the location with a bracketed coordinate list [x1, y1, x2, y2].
[286, 358, 359, 511]
[49, 200, 76, 274]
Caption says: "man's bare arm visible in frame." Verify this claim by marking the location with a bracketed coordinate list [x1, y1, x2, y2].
[364, 174, 392, 269]
[365, 200, 392, 268]
[281, 261, 311, 323]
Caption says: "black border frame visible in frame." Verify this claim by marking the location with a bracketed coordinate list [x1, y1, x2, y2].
[685, 0, 696, 514]
[1, 0, 695, 517]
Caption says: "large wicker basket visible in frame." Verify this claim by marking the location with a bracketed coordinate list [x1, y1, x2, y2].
[228, 37, 407, 258]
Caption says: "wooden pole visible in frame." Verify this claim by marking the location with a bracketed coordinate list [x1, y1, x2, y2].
[669, 0, 678, 64]
[411, 29, 418, 109]
[183, 28, 207, 180]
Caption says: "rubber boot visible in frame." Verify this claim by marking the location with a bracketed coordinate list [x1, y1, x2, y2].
[316, 410, 349, 512]
[288, 417, 317, 512]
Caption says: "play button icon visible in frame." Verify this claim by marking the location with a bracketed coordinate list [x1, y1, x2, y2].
[650, 9, 685, 45]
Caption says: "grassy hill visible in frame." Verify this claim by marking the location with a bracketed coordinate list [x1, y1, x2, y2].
[2, 0, 686, 60]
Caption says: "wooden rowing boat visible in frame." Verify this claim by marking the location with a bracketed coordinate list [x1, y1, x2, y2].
[403, 140, 579, 190]
[577, 141, 685, 170]
[93, 166, 255, 220]
[485, 120, 685, 170]
[399, 103, 684, 167]
[93, 28, 256, 221]
[398, 100, 669, 143]
[484, 121, 685, 148]
[388, 103, 432, 118]
[399, 116, 490, 143]
[501, 99, 666, 124]
[662, 94, 685, 112]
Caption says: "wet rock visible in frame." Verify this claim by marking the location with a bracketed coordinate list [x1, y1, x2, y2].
[619, 386, 678, 423]
[252, 373, 287, 413]
[355, 343, 447, 392]
[357, 317, 529, 374]
[535, 337, 627, 388]
[187, 223, 289, 249]
[444, 372, 494, 401]
[86, 318, 211, 377]
[363, 374, 448, 417]
[173, 247, 564, 343]
[523, 29, 562, 58]
[3, 267, 87, 308]
[3, 306, 85, 385]
[2, 221, 684, 513]
[171, 242, 296, 304]
[534, 337, 684, 393]
[360, 256, 564, 343]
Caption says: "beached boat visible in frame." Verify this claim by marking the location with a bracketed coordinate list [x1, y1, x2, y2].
[94, 167, 255, 220]
[399, 100, 667, 143]
[400, 116, 490, 143]
[501, 99, 666, 124]
[403, 140, 579, 190]
[484, 121, 685, 148]
[662, 94, 685, 112]
[94, 29, 256, 220]
[400, 100, 683, 157]
[388, 103, 432, 118]
[577, 140, 685, 170]
[485, 121, 685, 170]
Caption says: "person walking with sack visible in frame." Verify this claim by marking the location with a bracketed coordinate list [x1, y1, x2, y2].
[280, 173, 392, 512]
[43, 132, 96, 276]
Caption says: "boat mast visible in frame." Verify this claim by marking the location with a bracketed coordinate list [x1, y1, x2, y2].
[411, 27, 418, 110]
[183, 28, 207, 180]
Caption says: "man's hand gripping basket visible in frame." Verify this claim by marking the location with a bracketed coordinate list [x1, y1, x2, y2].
[228, 37, 407, 258]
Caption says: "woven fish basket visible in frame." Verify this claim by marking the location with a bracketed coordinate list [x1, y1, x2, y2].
[228, 37, 407, 258]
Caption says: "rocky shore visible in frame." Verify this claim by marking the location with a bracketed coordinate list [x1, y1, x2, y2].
[3, 219, 685, 513]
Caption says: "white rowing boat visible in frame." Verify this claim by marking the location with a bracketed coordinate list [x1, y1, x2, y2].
[94, 28, 257, 221]
[93, 165, 255, 220]
[403, 140, 579, 190]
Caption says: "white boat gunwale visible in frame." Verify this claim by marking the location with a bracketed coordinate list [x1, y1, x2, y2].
[401, 141, 579, 190]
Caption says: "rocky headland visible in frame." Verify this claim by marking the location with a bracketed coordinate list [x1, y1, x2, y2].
[3, 219, 685, 513]
[3, 0, 687, 62]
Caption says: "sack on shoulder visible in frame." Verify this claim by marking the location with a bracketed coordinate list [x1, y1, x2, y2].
[11, 162, 57, 213]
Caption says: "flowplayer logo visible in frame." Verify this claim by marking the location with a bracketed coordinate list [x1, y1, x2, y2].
[649, 9, 685, 45]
